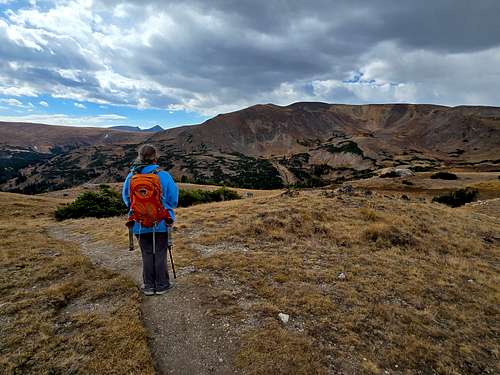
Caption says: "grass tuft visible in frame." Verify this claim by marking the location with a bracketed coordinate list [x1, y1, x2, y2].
[363, 223, 416, 247]
[235, 321, 327, 375]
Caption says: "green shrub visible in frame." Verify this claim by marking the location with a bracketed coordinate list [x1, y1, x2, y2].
[380, 171, 400, 178]
[432, 187, 478, 207]
[55, 185, 241, 220]
[55, 186, 127, 221]
[430, 171, 458, 180]
[178, 187, 241, 207]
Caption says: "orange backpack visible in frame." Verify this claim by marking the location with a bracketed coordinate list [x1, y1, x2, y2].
[127, 169, 173, 227]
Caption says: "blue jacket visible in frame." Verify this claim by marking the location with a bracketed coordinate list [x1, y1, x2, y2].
[122, 164, 178, 234]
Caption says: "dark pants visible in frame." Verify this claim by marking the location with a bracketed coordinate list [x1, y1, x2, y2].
[136, 232, 170, 289]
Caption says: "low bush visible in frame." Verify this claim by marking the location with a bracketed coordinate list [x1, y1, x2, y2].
[178, 187, 241, 207]
[55, 185, 127, 221]
[430, 171, 458, 180]
[432, 187, 478, 207]
[380, 171, 400, 178]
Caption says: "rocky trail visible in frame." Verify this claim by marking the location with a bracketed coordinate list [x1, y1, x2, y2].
[48, 226, 237, 375]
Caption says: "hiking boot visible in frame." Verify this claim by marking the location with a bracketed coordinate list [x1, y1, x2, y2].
[141, 287, 155, 296]
[155, 284, 173, 295]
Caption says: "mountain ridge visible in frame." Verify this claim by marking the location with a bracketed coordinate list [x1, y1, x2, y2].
[109, 125, 164, 133]
[1, 102, 499, 193]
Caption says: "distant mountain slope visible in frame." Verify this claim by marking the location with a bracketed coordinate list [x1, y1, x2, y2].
[151, 103, 500, 159]
[0, 122, 148, 192]
[1, 102, 500, 193]
[0, 122, 148, 152]
[109, 125, 164, 133]
[149, 103, 500, 186]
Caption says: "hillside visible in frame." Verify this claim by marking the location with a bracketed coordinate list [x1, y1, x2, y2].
[1, 186, 498, 374]
[1, 103, 500, 193]
[150, 103, 500, 186]
[0, 121, 148, 152]
[0, 122, 149, 193]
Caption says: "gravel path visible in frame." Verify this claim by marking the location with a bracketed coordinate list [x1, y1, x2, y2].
[49, 226, 237, 375]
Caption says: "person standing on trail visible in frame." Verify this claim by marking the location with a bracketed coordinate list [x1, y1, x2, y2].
[122, 144, 178, 296]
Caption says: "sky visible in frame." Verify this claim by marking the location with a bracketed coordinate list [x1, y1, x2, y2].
[0, 0, 499, 129]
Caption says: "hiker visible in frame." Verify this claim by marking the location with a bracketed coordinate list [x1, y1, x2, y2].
[122, 144, 179, 295]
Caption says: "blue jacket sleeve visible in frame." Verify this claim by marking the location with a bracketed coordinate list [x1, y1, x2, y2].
[122, 172, 132, 208]
[159, 171, 178, 209]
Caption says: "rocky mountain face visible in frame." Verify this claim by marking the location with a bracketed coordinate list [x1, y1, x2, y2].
[1, 103, 499, 193]
[148, 102, 500, 187]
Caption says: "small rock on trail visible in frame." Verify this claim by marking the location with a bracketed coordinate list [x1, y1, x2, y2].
[278, 312, 290, 324]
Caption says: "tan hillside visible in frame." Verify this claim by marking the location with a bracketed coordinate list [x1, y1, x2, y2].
[2, 184, 498, 374]
[150, 103, 500, 185]
[0, 121, 149, 153]
[2, 102, 500, 193]
[151, 103, 500, 161]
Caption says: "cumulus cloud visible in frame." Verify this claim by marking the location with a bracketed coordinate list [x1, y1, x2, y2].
[0, 98, 24, 107]
[39, 100, 48, 107]
[0, 0, 499, 116]
[0, 113, 127, 127]
[74, 102, 86, 109]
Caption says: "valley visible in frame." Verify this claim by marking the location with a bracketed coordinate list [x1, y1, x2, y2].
[2, 102, 500, 194]
[1, 102, 499, 373]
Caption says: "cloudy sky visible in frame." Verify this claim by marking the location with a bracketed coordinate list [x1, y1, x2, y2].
[0, 0, 499, 128]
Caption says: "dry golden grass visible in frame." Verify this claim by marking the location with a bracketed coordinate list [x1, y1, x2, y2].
[351, 171, 500, 200]
[63, 188, 500, 374]
[0, 192, 154, 374]
[180, 191, 499, 374]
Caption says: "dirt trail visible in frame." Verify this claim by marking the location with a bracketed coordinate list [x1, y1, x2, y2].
[48, 227, 237, 375]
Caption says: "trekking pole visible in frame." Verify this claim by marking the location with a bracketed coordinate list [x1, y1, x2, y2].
[126, 222, 134, 251]
[167, 226, 176, 279]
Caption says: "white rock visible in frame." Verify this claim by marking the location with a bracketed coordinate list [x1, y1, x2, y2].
[278, 312, 290, 324]
[338, 272, 347, 280]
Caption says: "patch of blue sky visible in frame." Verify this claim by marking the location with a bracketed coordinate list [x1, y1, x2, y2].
[0, 93, 208, 128]
[342, 72, 375, 85]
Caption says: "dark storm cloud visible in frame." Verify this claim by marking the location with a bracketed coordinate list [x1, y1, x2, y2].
[109, 0, 500, 51]
[1, 0, 500, 114]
